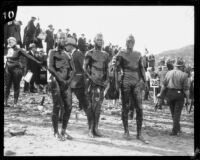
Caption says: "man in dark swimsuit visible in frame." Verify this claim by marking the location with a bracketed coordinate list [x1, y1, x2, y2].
[83, 33, 109, 138]
[48, 32, 75, 141]
[4, 37, 41, 108]
[111, 35, 149, 143]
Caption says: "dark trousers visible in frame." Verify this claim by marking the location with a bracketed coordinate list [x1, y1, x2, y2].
[129, 97, 135, 119]
[165, 89, 184, 134]
[71, 88, 88, 112]
[46, 44, 54, 55]
[4, 65, 23, 104]
[49, 78, 72, 134]
[59, 87, 89, 122]
[121, 81, 143, 134]
[87, 83, 104, 131]
[24, 71, 38, 92]
[144, 81, 150, 100]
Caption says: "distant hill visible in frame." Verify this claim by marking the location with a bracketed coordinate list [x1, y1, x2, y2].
[155, 44, 194, 66]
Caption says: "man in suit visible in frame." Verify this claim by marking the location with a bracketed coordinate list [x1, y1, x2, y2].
[26, 43, 41, 93]
[23, 17, 37, 50]
[64, 37, 90, 126]
[45, 24, 54, 55]
[78, 33, 87, 55]
[65, 38, 88, 112]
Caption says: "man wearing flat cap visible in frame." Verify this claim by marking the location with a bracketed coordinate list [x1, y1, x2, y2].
[83, 33, 109, 138]
[111, 34, 149, 143]
[45, 24, 54, 55]
[158, 57, 190, 136]
[48, 32, 75, 141]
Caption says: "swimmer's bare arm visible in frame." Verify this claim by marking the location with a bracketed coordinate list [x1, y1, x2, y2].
[48, 50, 66, 84]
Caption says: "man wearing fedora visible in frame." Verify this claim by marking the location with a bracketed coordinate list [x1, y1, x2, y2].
[158, 57, 190, 136]
[45, 24, 54, 55]
[48, 32, 75, 141]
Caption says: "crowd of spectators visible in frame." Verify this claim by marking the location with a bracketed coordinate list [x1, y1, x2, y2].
[4, 16, 124, 94]
[4, 16, 194, 97]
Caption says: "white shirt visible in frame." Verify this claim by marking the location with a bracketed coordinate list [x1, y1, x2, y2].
[146, 71, 151, 81]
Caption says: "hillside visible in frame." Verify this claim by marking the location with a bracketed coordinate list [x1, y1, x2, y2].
[155, 45, 194, 66]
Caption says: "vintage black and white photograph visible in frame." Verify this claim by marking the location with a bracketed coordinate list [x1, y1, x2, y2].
[3, 5, 195, 156]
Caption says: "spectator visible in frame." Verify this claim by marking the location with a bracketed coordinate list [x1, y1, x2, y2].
[104, 43, 113, 59]
[36, 48, 48, 92]
[147, 52, 155, 70]
[54, 29, 62, 48]
[72, 33, 78, 43]
[14, 20, 23, 47]
[144, 67, 151, 101]
[158, 58, 189, 136]
[166, 58, 174, 71]
[45, 24, 54, 55]
[159, 56, 166, 66]
[66, 28, 70, 37]
[4, 20, 23, 48]
[34, 22, 43, 48]
[156, 65, 168, 105]
[67, 34, 72, 38]
[23, 16, 37, 50]
[13, 20, 27, 77]
[26, 43, 41, 93]
[114, 45, 119, 55]
[78, 33, 87, 54]
[142, 48, 149, 71]
[87, 39, 94, 51]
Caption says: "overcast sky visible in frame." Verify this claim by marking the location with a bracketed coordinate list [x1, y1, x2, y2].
[15, 6, 194, 54]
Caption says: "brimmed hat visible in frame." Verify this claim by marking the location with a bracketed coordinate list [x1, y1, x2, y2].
[48, 24, 53, 28]
[174, 58, 185, 67]
[29, 43, 36, 49]
[31, 16, 37, 20]
[7, 37, 16, 43]
[66, 38, 77, 46]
